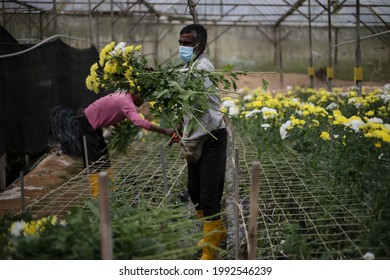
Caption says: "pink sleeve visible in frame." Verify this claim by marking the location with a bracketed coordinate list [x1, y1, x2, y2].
[127, 111, 153, 130]
[123, 95, 153, 130]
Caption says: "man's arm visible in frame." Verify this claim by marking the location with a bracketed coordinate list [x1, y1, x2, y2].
[148, 124, 175, 137]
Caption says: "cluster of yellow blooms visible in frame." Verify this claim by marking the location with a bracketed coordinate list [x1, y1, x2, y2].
[9, 216, 61, 237]
[222, 85, 390, 148]
[86, 41, 143, 94]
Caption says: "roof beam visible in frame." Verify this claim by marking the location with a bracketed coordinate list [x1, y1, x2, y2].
[7, 0, 45, 12]
[275, 0, 306, 27]
[139, 0, 161, 18]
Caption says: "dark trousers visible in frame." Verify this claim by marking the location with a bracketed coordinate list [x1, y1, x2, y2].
[187, 128, 227, 219]
[78, 115, 109, 172]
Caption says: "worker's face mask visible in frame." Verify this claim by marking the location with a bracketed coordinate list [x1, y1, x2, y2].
[179, 43, 199, 63]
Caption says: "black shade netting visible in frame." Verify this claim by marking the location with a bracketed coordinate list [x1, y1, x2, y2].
[0, 26, 102, 157]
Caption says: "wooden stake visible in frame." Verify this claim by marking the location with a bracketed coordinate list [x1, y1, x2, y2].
[233, 148, 240, 260]
[98, 171, 113, 260]
[248, 161, 260, 260]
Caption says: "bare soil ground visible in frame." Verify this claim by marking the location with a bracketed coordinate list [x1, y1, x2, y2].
[0, 152, 81, 216]
[0, 73, 386, 216]
[235, 72, 384, 91]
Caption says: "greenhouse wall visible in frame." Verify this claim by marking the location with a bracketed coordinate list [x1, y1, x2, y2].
[4, 14, 389, 82]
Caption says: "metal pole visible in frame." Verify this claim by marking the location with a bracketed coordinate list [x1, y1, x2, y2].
[248, 161, 260, 260]
[20, 171, 25, 213]
[2, 0, 5, 28]
[356, 0, 363, 96]
[0, 153, 6, 192]
[154, 17, 159, 63]
[327, 0, 333, 91]
[98, 171, 113, 260]
[308, 0, 314, 88]
[159, 144, 168, 194]
[278, 26, 284, 89]
[88, 0, 93, 47]
[53, 0, 57, 35]
[188, 0, 198, 24]
[24, 155, 30, 172]
[83, 135, 90, 174]
[110, 0, 114, 41]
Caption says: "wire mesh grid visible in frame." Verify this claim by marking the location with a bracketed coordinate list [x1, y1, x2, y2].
[234, 134, 371, 260]
[25, 130, 373, 259]
[25, 138, 189, 218]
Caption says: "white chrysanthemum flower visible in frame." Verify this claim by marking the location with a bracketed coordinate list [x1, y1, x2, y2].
[222, 99, 235, 108]
[261, 107, 277, 114]
[379, 93, 390, 103]
[243, 94, 253, 101]
[286, 85, 293, 90]
[368, 117, 383, 124]
[112, 41, 126, 54]
[384, 123, 390, 130]
[229, 106, 239, 117]
[340, 92, 349, 98]
[261, 124, 271, 130]
[345, 119, 364, 132]
[280, 120, 292, 140]
[10, 221, 26, 237]
[384, 83, 390, 93]
[261, 107, 278, 119]
[245, 109, 261, 118]
[326, 102, 338, 111]
[362, 252, 375, 260]
[295, 110, 303, 116]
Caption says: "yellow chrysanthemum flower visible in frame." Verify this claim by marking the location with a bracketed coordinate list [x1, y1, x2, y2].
[320, 131, 330, 140]
[104, 61, 117, 74]
[99, 41, 115, 66]
[90, 63, 99, 77]
[291, 118, 300, 125]
[86, 75, 100, 93]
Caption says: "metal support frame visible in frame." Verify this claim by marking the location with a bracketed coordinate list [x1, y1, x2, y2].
[327, 0, 333, 92]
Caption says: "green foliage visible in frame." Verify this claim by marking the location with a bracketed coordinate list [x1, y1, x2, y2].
[0, 198, 200, 260]
[108, 119, 141, 155]
[280, 223, 312, 260]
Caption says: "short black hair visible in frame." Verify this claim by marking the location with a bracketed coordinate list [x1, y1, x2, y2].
[180, 24, 207, 46]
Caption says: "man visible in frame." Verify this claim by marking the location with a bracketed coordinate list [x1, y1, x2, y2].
[178, 24, 227, 260]
[78, 91, 174, 195]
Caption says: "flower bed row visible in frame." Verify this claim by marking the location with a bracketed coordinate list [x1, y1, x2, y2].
[224, 84, 390, 259]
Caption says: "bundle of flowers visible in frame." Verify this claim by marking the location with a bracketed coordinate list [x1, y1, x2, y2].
[86, 41, 243, 135]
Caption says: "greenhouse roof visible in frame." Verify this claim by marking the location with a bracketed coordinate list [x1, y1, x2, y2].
[3, 0, 390, 28]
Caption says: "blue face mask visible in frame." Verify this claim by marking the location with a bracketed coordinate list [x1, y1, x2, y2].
[179, 46, 194, 63]
[178, 43, 200, 63]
